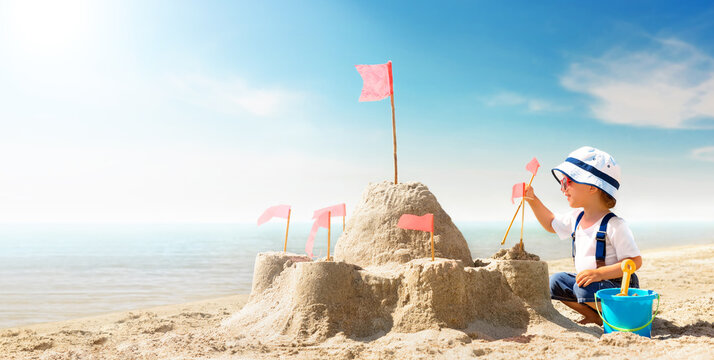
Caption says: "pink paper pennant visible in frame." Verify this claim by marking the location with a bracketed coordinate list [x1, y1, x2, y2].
[312, 203, 346, 219]
[397, 213, 434, 233]
[525, 157, 540, 176]
[257, 204, 291, 226]
[355, 61, 393, 102]
[511, 183, 526, 204]
[305, 211, 330, 258]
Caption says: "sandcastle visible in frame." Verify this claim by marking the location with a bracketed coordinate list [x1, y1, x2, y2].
[224, 181, 558, 343]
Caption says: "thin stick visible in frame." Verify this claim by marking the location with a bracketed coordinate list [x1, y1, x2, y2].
[387, 61, 397, 185]
[430, 231, 434, 261]
[501, 173, 536, 245]
[520, 183, 525, 249]
[283, 209, 291, 252]
[501, 202, 521, 245]
[327, 211, 331, 261]
[342, 215, 345, 231]
[391, 93, 397, 184]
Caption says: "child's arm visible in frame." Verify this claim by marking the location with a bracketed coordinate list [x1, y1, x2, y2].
[575, 256, 643, 286]
[524, 185, 555, 233]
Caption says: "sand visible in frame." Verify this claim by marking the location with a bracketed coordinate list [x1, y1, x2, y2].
[1, 245, 711, 359]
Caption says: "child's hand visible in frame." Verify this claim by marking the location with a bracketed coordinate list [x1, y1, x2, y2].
[524, 185, 536, 202]
[576, 269, 604, 288]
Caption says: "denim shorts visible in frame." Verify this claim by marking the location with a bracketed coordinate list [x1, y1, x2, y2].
[549, 271, 640, 303]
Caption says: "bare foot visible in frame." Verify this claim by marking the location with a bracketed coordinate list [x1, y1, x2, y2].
[577, 316, 603, 326]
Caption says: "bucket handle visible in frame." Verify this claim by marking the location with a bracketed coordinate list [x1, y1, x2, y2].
[594, 293, 660, 333]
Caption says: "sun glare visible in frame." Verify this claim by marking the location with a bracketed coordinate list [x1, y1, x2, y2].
[3, 0, 91, 55]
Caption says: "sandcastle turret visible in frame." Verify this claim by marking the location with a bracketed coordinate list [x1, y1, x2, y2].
[334, 181, 473, 267]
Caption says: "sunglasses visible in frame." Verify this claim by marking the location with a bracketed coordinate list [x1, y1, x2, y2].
[560, 176, 573, 191]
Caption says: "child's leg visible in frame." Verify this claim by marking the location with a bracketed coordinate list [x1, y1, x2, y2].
[550, 272, 604, 325]
[561, 301, 602, 325]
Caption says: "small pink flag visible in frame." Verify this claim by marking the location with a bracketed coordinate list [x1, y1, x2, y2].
[355, 61, 393, 102]
[397, 213, 434, 233]
[525, 157, 540, 176]
[305, 211, 330, 258]
[257, 205, 291, 226]
[312, 203, 346, 219]
[512, 183, 526, 204]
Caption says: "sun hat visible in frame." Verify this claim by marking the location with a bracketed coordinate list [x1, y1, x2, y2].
[551, 146, 621, 199]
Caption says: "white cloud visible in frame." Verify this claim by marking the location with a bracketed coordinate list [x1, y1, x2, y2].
[169, 74, 307, 118]
[692, 146, 714, 162]
[561, 38, 714, 129]
[483, 91, 568, 113]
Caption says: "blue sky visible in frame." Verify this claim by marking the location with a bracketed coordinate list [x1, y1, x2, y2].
[0, 0, 713, 223]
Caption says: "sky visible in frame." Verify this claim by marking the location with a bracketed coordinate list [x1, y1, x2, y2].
[0, 0, 713, 223]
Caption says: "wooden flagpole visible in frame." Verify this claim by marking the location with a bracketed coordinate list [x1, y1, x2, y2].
[430, 231, 435, 261]
[391, 94, 397, 185]
[502, 203, 521, 245]
[501, 173, 536, 245]
[388, 61, 397, 185]
[520, 183, 525, 250]
[327, 211, 331, 261]
[343, 215, 345, 231]
[283, 209, 291, 252]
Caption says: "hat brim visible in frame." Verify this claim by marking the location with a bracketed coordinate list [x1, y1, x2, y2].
[551, 161, 618, 199]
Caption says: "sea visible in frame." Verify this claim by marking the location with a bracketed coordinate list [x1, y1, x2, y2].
[1, 221, 712, 329]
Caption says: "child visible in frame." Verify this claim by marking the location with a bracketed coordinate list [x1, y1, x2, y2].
[524, 146, 642, 325]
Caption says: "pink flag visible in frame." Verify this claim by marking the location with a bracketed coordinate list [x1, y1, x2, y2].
[312, 203, 346, 219]
[355, 61, 393, 102]
[305, 211, 330, 258]
[525, 157, 540, 176]
[257, 205, 291, 226]
[397, 213, 434, 233]
[512, 183, 526, 204]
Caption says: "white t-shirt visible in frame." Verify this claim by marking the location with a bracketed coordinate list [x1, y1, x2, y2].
[551, 209, 640, 273]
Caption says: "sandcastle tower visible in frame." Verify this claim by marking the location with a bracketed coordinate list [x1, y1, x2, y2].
[224, 181, 557, 343]
[334, 181, 472, 267]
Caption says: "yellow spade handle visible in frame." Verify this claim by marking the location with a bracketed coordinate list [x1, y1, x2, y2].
[617, 259, 637, 296]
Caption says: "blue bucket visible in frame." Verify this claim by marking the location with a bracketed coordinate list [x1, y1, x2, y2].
[595, 288, 660, 338]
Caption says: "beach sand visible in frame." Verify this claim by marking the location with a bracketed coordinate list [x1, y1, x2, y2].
[1, 244, 712, 359]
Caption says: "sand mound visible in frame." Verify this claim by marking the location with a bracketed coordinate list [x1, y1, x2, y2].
[250, 252, 312, 297]
[492, 243, 540, 261]
[334, 181, 472, 267]
[486, 259, 554, 315]
[224, 181, 555, 345]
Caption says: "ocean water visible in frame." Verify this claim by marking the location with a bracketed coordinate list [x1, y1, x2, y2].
[1, 221, 712, 329]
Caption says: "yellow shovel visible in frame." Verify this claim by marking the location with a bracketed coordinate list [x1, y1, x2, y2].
[616, 259, 637, 296]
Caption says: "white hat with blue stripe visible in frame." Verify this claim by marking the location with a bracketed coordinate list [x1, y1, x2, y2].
[551, 146, 621, 199]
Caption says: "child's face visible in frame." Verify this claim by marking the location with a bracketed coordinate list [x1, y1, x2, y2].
[560, 176, 596, 208]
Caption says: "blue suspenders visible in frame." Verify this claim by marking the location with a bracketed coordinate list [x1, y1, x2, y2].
[572, 212, 617, 268]
[571, 212, 584, 259]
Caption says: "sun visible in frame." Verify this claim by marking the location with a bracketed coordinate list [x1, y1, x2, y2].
[2, 0, 91, 55]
